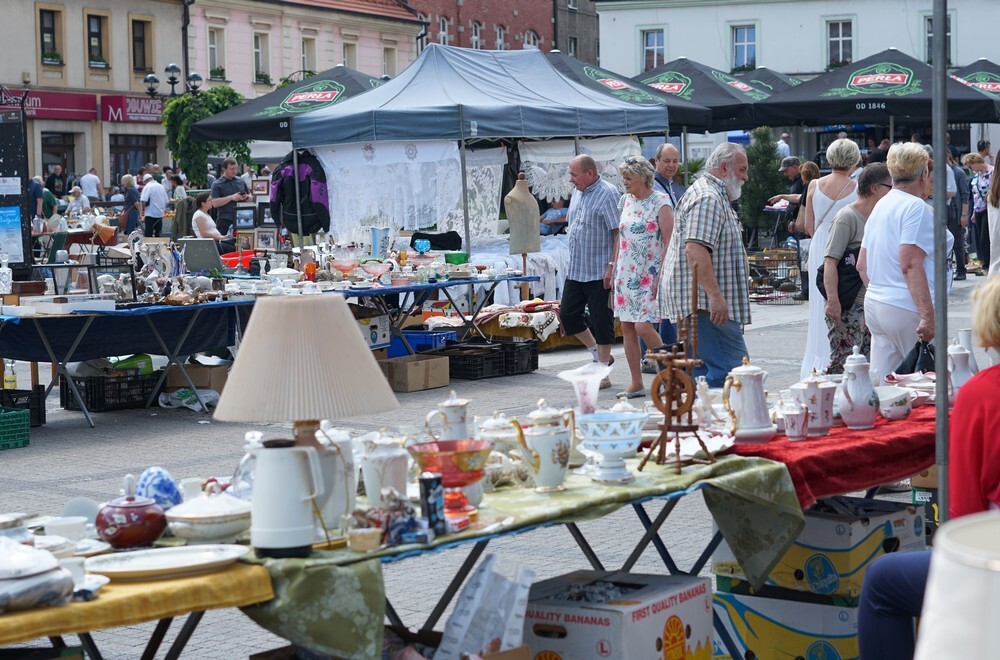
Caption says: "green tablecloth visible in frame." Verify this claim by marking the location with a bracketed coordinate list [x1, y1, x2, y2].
[242, 454, 804, 659]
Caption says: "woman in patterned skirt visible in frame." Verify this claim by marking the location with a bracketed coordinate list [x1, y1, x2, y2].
[610, 156, 673, 399]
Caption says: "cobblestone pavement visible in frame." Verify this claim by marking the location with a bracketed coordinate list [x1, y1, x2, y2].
[0, 278, 978, 658]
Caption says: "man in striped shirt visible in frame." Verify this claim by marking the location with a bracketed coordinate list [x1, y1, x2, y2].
[560, 155, 620, 383]
[659, 143, 751, 387]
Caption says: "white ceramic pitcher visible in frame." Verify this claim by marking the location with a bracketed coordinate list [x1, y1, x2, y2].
[250, 439, 324, 558]
[837, 346, 879, 430]
[722, 358, 777, 442]
[426, 390, 470, 441]
[949, 338, 975, 392]
[790, 370, 838, 437]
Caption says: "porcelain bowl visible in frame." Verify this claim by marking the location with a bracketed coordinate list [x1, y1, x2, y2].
[165, 511, 251, 544]
[575, 411, 648, 443]
[408, 439, 494, 488]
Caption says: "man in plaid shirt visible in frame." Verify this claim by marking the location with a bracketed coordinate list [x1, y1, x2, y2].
[659, 143, 751, 386]
[559, 155, 620, 385]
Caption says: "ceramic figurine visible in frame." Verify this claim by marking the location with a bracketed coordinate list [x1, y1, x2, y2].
[837, 346, 879, 430]
[694, 376, 724, 429]
[0, 254, 12, 295]
[722, 358, 777, 442]
[135, 466, 183, 510]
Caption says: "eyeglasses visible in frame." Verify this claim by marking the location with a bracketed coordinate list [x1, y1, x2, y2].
[877, 182, 893, 189]
[624, 156, 641, 165]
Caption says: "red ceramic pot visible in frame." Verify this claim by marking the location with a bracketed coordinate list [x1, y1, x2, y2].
[95, 474, 166, 549]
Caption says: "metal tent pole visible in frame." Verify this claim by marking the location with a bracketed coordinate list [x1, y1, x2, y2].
[682, 126, 689, 185]
[292, 149, 304, 246]
[459, 139, 471, 253]
[889, 116, 894, 144]
[932, 0, 950, 522]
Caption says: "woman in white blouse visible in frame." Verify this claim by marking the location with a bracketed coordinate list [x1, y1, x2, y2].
[192, 191, 235, 254]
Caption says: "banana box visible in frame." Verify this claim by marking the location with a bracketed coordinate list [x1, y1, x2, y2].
[523, 571, 713, 660]
[712, 587, 859, 660]
[712, 497, 925, 597]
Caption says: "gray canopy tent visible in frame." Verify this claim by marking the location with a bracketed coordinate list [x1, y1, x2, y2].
[291, 44, 674, 249]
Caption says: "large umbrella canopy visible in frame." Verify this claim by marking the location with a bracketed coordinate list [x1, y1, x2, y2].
[546, 51, 712, 132]
[632, 57, 771, 130]
[739, 67, 802, 94]
[291, 44, 671, 146]
[754, 49, 1000, 126]
[953, 59, 1000, 97]
[190, 65, 386, 142]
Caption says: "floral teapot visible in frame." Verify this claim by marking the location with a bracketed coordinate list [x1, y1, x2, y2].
[837, 346, 879, 430]
[790, 370, 838, 437]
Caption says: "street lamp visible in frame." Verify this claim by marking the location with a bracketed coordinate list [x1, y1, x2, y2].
[144, 63, 202, 98]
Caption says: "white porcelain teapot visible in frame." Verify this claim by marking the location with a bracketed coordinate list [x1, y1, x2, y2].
[722, 358, 776, 442]
[426, 390, 470, 441]
[837, 346, 879, 430]
[790, 370, 838, 437]
[948, 338, 975, 393]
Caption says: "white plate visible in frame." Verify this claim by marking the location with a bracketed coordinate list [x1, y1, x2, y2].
[74, 538, 112, 557]
[85, 544, 249, 581]
[640, 431, 734, 461]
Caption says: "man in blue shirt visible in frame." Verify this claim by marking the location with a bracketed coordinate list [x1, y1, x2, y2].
[539, 198, 568, 235]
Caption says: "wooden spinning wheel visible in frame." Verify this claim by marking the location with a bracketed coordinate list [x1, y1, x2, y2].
[652, 369, 695, 417]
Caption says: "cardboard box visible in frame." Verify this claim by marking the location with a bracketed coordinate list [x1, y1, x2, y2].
[378, 354, 449, 392]
[713, 587, 858, 659]
[350, 303, 391, 349]
[913, 486, 940, 528]
[383, 628, 529, 660]
[911, 464, 938, 489]
[523, 571, 713, 660]
[166, 364, 229, 393]
[712, 497, 925, 597]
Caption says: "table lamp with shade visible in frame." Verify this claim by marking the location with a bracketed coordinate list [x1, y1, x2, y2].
[214, 295, 399, 555]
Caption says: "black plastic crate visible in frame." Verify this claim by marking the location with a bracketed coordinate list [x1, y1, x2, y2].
[499, 338, 539, 375]
[426, 342, 505, 380]
[1, 385, 46, 427]
[59, 370, 164, 412]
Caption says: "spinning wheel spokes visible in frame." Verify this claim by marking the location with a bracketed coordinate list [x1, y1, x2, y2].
[652, 369, 695, 417]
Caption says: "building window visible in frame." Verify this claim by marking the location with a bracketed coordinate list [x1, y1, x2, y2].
[523, 30, 539, 49]
[40, 9, 59, 59]
[131, 20, 151, 72]
[925, 14, 952, 65]
[641, 29, 664, 71]
[438, 16, 449, 45]
[731, 25, 755, 70]
[87, 14, 105, 63]
[470, 22, 482, 50]
[416, 13, 428, 52]
[568, 36, 578, 58]
[496, 25, 507, 50]
[301, 37, 316, 72]
[343, 42, 357, 69]
[208, 27, 224, 74]
[253, 32, 270, 80]
[383, 46, 396, 77]
[110, 134, 156, 188]
[568, 0, 578, 9]
[827, 20, 852, 66]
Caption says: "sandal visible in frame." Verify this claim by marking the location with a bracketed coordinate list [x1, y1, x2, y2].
[616, 388, 646, 399]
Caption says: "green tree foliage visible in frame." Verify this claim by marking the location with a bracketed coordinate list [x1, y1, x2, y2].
[740, 127, 787, 230]
[162, 86, 251, 188]
[278, 71, 316, 88]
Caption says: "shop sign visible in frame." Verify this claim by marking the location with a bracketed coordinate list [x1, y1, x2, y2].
[101, 95, 164, 123]
[0, 89, 97, 121]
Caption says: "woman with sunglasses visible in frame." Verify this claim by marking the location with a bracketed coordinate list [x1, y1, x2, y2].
[610, 156, 673, 399]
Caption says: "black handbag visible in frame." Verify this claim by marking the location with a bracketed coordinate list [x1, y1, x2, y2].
[816, 247, 864, 309]
[896, 341, 936, 374]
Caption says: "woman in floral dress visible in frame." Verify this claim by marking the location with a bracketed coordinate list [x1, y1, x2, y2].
[611, 156, 673, 399]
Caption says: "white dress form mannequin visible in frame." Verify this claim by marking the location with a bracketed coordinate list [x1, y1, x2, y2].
[504, 173, 540, 300]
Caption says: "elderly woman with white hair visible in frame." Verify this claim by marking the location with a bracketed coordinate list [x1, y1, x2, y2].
[800, 138, 861, 378]
[610, 155, 672, 399]
[65, 186, 91, 216]
[857, 142, 953, 382]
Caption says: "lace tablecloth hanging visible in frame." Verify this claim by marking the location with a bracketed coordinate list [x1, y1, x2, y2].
[519, 136, 643, 201]
[313, 141, 462, 244]
[439, 145, 508, 241]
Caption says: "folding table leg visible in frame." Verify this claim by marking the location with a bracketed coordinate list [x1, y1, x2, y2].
[385, 599, 406, 629]
[144, 311, 208, 411]
[439, 281, 502, 341]
[164, 610, 205, 660]
[140, 617, 173, 660]
[48, 636, 67, 648]
[34, 316, 96, 427]
[565, 522, 605, 571]
[631, 501, 681, 574]
[420, 540, 490, 632]
[77, 633, 104, 660]
[713, 609, 743, 659]
[620, 499, 677, 573]
[690, 530, 724, 576]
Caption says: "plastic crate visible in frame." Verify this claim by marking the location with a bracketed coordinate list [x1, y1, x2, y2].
[500, 337, 539, 375]
[1, 385, 46, 427]
[59, 370, 164, 412]
[426, 341, 505, 380]
[388, 329, 460, 358]
[0, 406, 30, 450]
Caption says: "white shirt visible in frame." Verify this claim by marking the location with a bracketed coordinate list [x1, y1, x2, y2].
[776, 140, 790, 158]
[79, 173, 101, 198]
[140, 179, 169, 217]
[192, 209, 220, 239]
[862, 188, 954, 313]
[66, 195, 90, 215]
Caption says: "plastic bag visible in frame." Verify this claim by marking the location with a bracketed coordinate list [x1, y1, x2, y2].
[896, 341, 936, 375]
[157, 388, 220, 412]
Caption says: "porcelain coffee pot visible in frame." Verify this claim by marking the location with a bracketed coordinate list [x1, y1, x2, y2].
[477, 412, 520, 457]
[426, 390, 470, 441]
[314, 424, 357, 536]
[250, 439, 325, 559]
[837, 346, 879, 430]
[790, 370, 838, 437]
[722, 358, 777, 442]
[359, 431, 410, 509]
[948, 338, 975, 393]
[511, 399, 574, 492]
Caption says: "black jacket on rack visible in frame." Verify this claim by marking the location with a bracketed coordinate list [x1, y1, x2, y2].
[269, 150, 330, 236]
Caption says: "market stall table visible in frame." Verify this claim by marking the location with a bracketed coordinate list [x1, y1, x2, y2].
[0, 562, 272, 660]
[0, 300, 255, 427]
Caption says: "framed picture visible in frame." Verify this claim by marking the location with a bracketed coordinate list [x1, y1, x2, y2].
[235, 204, 257, 229]
[251, 178, 269, 196]
[254, 195, 269, 207]
[89, 264, 137, 302]
[235, 230, 256, 252]
[255, 228, 277, 251]
[257, 201, 275, 226]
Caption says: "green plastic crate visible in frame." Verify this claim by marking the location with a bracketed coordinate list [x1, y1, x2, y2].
[0, 406, 30, 450]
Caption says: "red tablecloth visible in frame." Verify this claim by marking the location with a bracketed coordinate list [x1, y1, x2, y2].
[730, 405, 936, 510]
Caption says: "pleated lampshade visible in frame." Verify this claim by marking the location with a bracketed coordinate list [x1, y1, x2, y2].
[214, 295, 399, 423]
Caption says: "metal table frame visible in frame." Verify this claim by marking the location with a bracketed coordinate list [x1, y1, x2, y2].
[47, 611, 205, 660]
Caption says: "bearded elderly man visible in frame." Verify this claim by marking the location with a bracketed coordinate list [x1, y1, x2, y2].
[659, 142, 752, 387]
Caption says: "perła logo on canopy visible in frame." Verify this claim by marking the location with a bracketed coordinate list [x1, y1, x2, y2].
[254, 80, 347, 117]
[642, 71, 693, 100]
[824, 63, 921, 98]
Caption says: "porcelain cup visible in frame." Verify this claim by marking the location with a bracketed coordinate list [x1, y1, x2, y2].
[45, 516, 87, 542]
[875, 386, 914, 421]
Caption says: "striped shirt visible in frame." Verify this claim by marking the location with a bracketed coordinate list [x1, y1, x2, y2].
[566, 177, 620, 282]
[659, 172, 751, 325]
